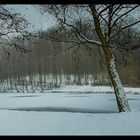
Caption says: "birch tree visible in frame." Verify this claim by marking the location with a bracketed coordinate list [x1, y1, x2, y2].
[40, 4, 140, 112]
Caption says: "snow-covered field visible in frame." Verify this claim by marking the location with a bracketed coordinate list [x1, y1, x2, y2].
[0, 85, 140, 135]
[50, 85, 140, 94]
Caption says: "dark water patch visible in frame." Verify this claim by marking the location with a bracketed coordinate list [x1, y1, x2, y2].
[51, 91, 114, 94]
[109, 98, 140, 101]
[64, 95, 91, 97]
[7, 107, 118, 114]
[11, 95, 39, 98]
[126, 92, 140, 95]
[128, 98, 140, 101]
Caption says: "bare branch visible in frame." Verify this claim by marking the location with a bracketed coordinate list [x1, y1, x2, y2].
[110, 20, 140, 39]
[41, 5, 102, 46]
[111, 5, 140, 29]
[98, 4, 114, 16]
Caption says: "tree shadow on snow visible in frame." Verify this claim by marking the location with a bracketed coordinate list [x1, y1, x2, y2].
[7, 107, 119, 113]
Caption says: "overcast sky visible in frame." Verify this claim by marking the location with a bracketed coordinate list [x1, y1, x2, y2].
[5, 5, 140, 32]
[5, 5, 57, 32]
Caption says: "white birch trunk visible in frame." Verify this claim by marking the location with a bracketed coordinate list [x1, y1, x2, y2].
[108, 55, 130, 112]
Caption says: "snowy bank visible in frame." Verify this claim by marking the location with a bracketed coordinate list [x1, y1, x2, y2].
[0, 92, 140, 135]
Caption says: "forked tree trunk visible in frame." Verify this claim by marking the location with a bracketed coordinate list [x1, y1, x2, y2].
[103, 45, 130, 112]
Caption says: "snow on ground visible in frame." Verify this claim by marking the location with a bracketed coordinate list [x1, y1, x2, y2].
[0, 86, 140, 135]
[50, 85, 140, 94]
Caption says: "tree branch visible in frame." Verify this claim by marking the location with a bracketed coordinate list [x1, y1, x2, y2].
[44, 5, 102, 46]
[110, 20, 140, 40]
[111, 5, 139, 29]
[98, 4, 114, 16]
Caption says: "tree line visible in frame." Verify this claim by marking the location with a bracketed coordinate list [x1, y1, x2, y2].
[0, 4, 140, 112]
[0, 25, 139, 91]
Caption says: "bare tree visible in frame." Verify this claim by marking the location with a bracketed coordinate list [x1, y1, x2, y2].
[40, 4, 140, 112]
[0, 5, 29, 56]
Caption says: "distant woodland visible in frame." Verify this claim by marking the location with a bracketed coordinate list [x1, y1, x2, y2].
[0, 25, 140, 90]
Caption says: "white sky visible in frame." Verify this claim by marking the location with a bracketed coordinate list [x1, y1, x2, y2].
[4, 5, 140, 32]
[5, 5, 57, 32]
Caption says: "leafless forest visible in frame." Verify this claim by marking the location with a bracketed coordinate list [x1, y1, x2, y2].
[0, 24, 140, 93]
[0, 4, 140, 112]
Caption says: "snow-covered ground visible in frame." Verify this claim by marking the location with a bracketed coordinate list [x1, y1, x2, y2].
[50, 85, 140, 94]
[0, 85, 140, 135]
